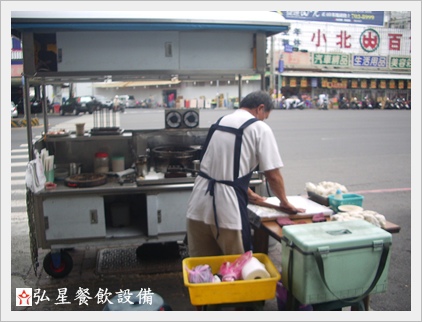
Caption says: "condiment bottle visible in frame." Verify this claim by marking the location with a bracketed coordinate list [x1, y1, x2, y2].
[94, 152, 109, 174]
[334, 189, 343, 200]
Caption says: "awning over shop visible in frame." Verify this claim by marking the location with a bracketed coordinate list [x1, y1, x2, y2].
[280, 71, 411, 80]
[93, 80, 181, 88]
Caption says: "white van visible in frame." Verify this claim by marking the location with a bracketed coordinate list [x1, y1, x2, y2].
[119, 95, 136, 108]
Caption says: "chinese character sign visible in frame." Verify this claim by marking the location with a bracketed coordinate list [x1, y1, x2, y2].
[16, 287, 158, 308]
[313, 53, 349, 66]
[389, 56, 411, 69]
[277, 21, 411, 56]
[280, 11, 385, 26]
[353, 55, 388, 68]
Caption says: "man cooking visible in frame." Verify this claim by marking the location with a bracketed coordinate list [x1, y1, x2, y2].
[186, 90, 304, 257]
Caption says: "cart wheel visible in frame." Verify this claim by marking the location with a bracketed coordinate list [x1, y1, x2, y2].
[43, 250, 73, 278]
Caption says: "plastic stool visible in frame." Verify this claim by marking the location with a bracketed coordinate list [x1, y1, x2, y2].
[103, 291, 171, 311]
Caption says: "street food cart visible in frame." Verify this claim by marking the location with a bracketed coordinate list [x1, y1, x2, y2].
[30, 122, 267, 278]
[12, 11, 290, 277]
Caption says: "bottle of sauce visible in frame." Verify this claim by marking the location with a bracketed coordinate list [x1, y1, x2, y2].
[334, 188, 343, 200]
[94, 152, 109, 174]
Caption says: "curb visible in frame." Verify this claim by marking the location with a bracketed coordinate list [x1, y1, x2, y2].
[11, 118, 40, 127]
[11, 119, 21, 127]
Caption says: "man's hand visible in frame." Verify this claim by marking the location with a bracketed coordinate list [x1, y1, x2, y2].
[279, 201, 306, 215]
[247, 188, 267, 204]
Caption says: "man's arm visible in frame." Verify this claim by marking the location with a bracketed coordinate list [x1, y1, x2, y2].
[264, 168, 305, 214]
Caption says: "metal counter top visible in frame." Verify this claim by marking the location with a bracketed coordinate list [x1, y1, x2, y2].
[37, 176, 264, 197]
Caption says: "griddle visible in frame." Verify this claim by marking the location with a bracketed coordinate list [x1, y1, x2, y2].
[65, 173, 108, 188]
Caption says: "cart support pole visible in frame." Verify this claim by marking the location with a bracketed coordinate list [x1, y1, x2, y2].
[42, 84, 49, 135]
[22, 75, 34, 160]
[238, 74, 242, 107]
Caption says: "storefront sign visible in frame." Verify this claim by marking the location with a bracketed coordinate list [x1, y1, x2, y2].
[278, 60, 284, 73]
[329, 79, 347, 89]
[389, 80, 396, 89]
[398, 80, 404, 89]
[311, 78, 318, 87]
[300, 78, 308, 87]
[284, 44, 293, 53]
[279, 11, 384, 26]
[351, 80, 358, 89]
[370, 79, 377, 89]
[313, 53, 349, 67]
[407, 80, 411, 89]
[11, 64, 24, 77]
[279, 22, 411, 57]
[380, 80, 386, 89]
[361, 79, 367, 89]
[389, 56, 411, 69]
[352, 55, 388, 68]
[289, 77, 297, 87]
[282, 52, 313, 68]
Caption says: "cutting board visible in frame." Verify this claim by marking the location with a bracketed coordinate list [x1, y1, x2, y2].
[248, 196, 333, 221]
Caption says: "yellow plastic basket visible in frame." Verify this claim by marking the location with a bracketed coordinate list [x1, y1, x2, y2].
[182, 253, 280, 306]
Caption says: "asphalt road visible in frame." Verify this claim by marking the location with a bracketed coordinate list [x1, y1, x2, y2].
[6, 108, 417, 319]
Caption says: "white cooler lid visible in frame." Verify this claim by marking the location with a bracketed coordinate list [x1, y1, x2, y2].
[282, 220, 392, 253]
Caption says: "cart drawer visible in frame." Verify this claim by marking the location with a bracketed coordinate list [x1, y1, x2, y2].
[43, 196, 106, 240]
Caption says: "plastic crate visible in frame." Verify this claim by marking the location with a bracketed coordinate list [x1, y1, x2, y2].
[182, 253, 280, 306]
[328, 193, 364, 213]
[307, 190, 329, 206]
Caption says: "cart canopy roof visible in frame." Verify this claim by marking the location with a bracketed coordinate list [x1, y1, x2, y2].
[11, 11, 290, 36]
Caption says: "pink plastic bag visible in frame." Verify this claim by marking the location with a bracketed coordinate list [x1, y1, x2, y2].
[218, 251, 253, 282]
[185, 264, 214, 283]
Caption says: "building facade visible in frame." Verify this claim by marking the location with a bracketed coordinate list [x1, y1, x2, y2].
[268, 11, 411, 108]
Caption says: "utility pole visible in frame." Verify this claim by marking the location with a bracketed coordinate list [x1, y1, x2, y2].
[270, 36, 275, 93]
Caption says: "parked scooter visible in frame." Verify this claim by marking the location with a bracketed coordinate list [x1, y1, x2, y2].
[317, 98, 329, 110]
[403, 99, 410, 110]
[374, 101, 383, 109]
[339, 97, 350, 110]
[361, 97, 373, 109]
[384, 98, 395, 110]
[396, 98, 410, 110]
[290, 98, 305, 110]
[350, 97, 361, 110]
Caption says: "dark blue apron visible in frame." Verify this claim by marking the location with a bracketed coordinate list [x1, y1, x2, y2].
[198, 116, 259, 252]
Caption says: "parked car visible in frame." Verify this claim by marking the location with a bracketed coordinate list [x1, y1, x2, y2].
[59, 96, 101, 115]
[119, 95, 136, 108]
[96, 96, 114, 109]
[11, 101, 18, 118]
[16, 96, 53, 114]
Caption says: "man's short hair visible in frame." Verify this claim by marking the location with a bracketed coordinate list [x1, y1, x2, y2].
[240, 91, 274, 112]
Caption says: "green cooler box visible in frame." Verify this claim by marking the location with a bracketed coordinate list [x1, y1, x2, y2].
[281, 220, 392, 305]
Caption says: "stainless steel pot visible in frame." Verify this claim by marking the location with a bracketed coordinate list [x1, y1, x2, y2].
[152, 146, 197, 173]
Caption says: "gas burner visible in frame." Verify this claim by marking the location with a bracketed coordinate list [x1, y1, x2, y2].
[165, 164, 187, 178]
[167, 164, 184, 172]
